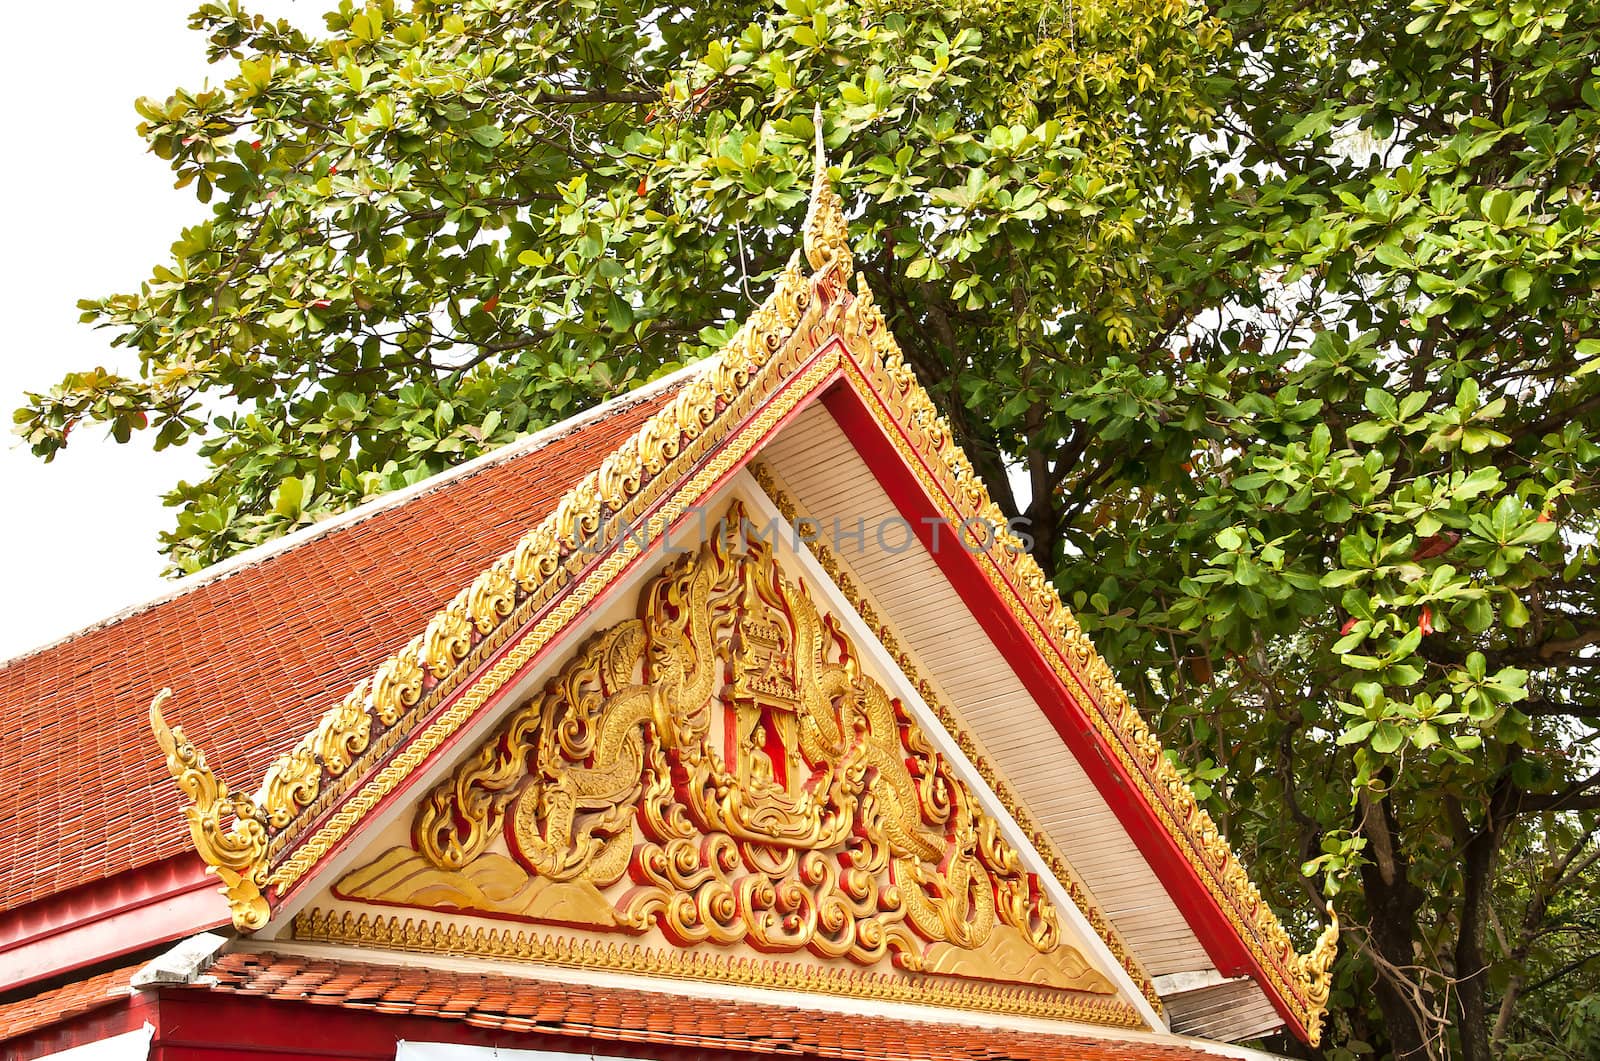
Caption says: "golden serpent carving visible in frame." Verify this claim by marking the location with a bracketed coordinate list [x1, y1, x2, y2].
[377, 502, 1106, 996]
[292, 907, 1143, 1028]
[833, 276, 1337, 1042]
[1298, 906, 1341, 1045]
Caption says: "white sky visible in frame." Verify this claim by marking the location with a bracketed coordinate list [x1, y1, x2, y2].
[0, 0, 313, 660]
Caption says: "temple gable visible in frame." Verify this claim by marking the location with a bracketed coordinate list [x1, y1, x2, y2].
[128, 118, 1337, 1046]
[297, 500, 1137, 1026]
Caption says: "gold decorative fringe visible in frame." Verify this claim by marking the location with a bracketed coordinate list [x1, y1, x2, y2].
[291, 906, 1145, 1029]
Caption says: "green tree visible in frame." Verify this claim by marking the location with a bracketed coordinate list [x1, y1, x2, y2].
[1065, 2, 1600, 1058]
[18, 0, 1217, 573]
[16, 1, 1600, 1057]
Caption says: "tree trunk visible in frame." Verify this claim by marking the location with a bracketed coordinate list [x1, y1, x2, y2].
[1455, 822, 1499, 1061]
[1358, 791, 1433, 1059]
[1453, 782, 1516, 1061]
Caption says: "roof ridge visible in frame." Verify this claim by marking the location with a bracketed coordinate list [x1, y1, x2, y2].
[0, 362, 705, 670]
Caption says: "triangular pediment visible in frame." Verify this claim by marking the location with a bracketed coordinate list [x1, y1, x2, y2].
[146, 112, 1335, 1045]
[285, 494, 1143, 1028]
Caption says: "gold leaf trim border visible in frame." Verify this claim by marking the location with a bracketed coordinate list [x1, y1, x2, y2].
[291, 906, 1145, 1029]
[748, 462, 1162, 1016]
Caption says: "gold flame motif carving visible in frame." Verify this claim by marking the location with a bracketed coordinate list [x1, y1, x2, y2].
[803, 104, 852, 283]
[377, 502, 1106, 995]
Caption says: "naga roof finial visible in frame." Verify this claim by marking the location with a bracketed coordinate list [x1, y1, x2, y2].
[1298, 903, 1341, 1046]
[150, 688, 272, 931]
[802, 103, 852, 280]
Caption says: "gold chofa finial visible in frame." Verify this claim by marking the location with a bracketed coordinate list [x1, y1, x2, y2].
[802, 103, 852, 279]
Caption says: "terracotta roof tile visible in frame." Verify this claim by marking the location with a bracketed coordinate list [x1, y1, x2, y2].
[0, 962, 140, 1044]
[0, 391, 673, 913]
[200, 952, 1220, 1060]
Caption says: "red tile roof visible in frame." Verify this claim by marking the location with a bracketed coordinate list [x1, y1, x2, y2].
[0, 391, 673, 915]
[200, 952, 1223, 1060]
[0, 962, 140, 1044]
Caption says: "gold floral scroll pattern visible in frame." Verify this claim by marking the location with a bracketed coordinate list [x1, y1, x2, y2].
[832, 277, 1338, 1044]
[748, 461, 1162, 1015]
[387, 502, 1114, 1005]
[291, 907, 1143, 1028]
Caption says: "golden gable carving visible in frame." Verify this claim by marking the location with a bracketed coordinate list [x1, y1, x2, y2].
[328, 501, 1120, 1006]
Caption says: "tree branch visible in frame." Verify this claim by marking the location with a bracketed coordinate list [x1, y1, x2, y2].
[1516, 771, 1600, 815]
[531, 89, 659, 105]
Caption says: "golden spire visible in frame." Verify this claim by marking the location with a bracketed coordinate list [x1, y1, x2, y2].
[802, 103, 852, 280]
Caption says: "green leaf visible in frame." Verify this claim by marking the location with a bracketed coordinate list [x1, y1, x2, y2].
[273, 476, 305, 518]
[1371, 722, 1405, 754]
[1454, 467, 1500, 499]
[607, 293, 635, 331]
[1503, 592, 1530, 628]
[1364, 388, 1398, 420]
[1339, 720, 1376, 745]
[1372, 244, 1412, 269]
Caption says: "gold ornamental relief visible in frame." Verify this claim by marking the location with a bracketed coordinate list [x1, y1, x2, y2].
[331, 501, 1116, 1001]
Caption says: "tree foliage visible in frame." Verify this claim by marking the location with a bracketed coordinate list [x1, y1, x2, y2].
[16, 0, 1600, 1057]
[1078, 2, 1600, 1057]
[17, 0, 1217, 571]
